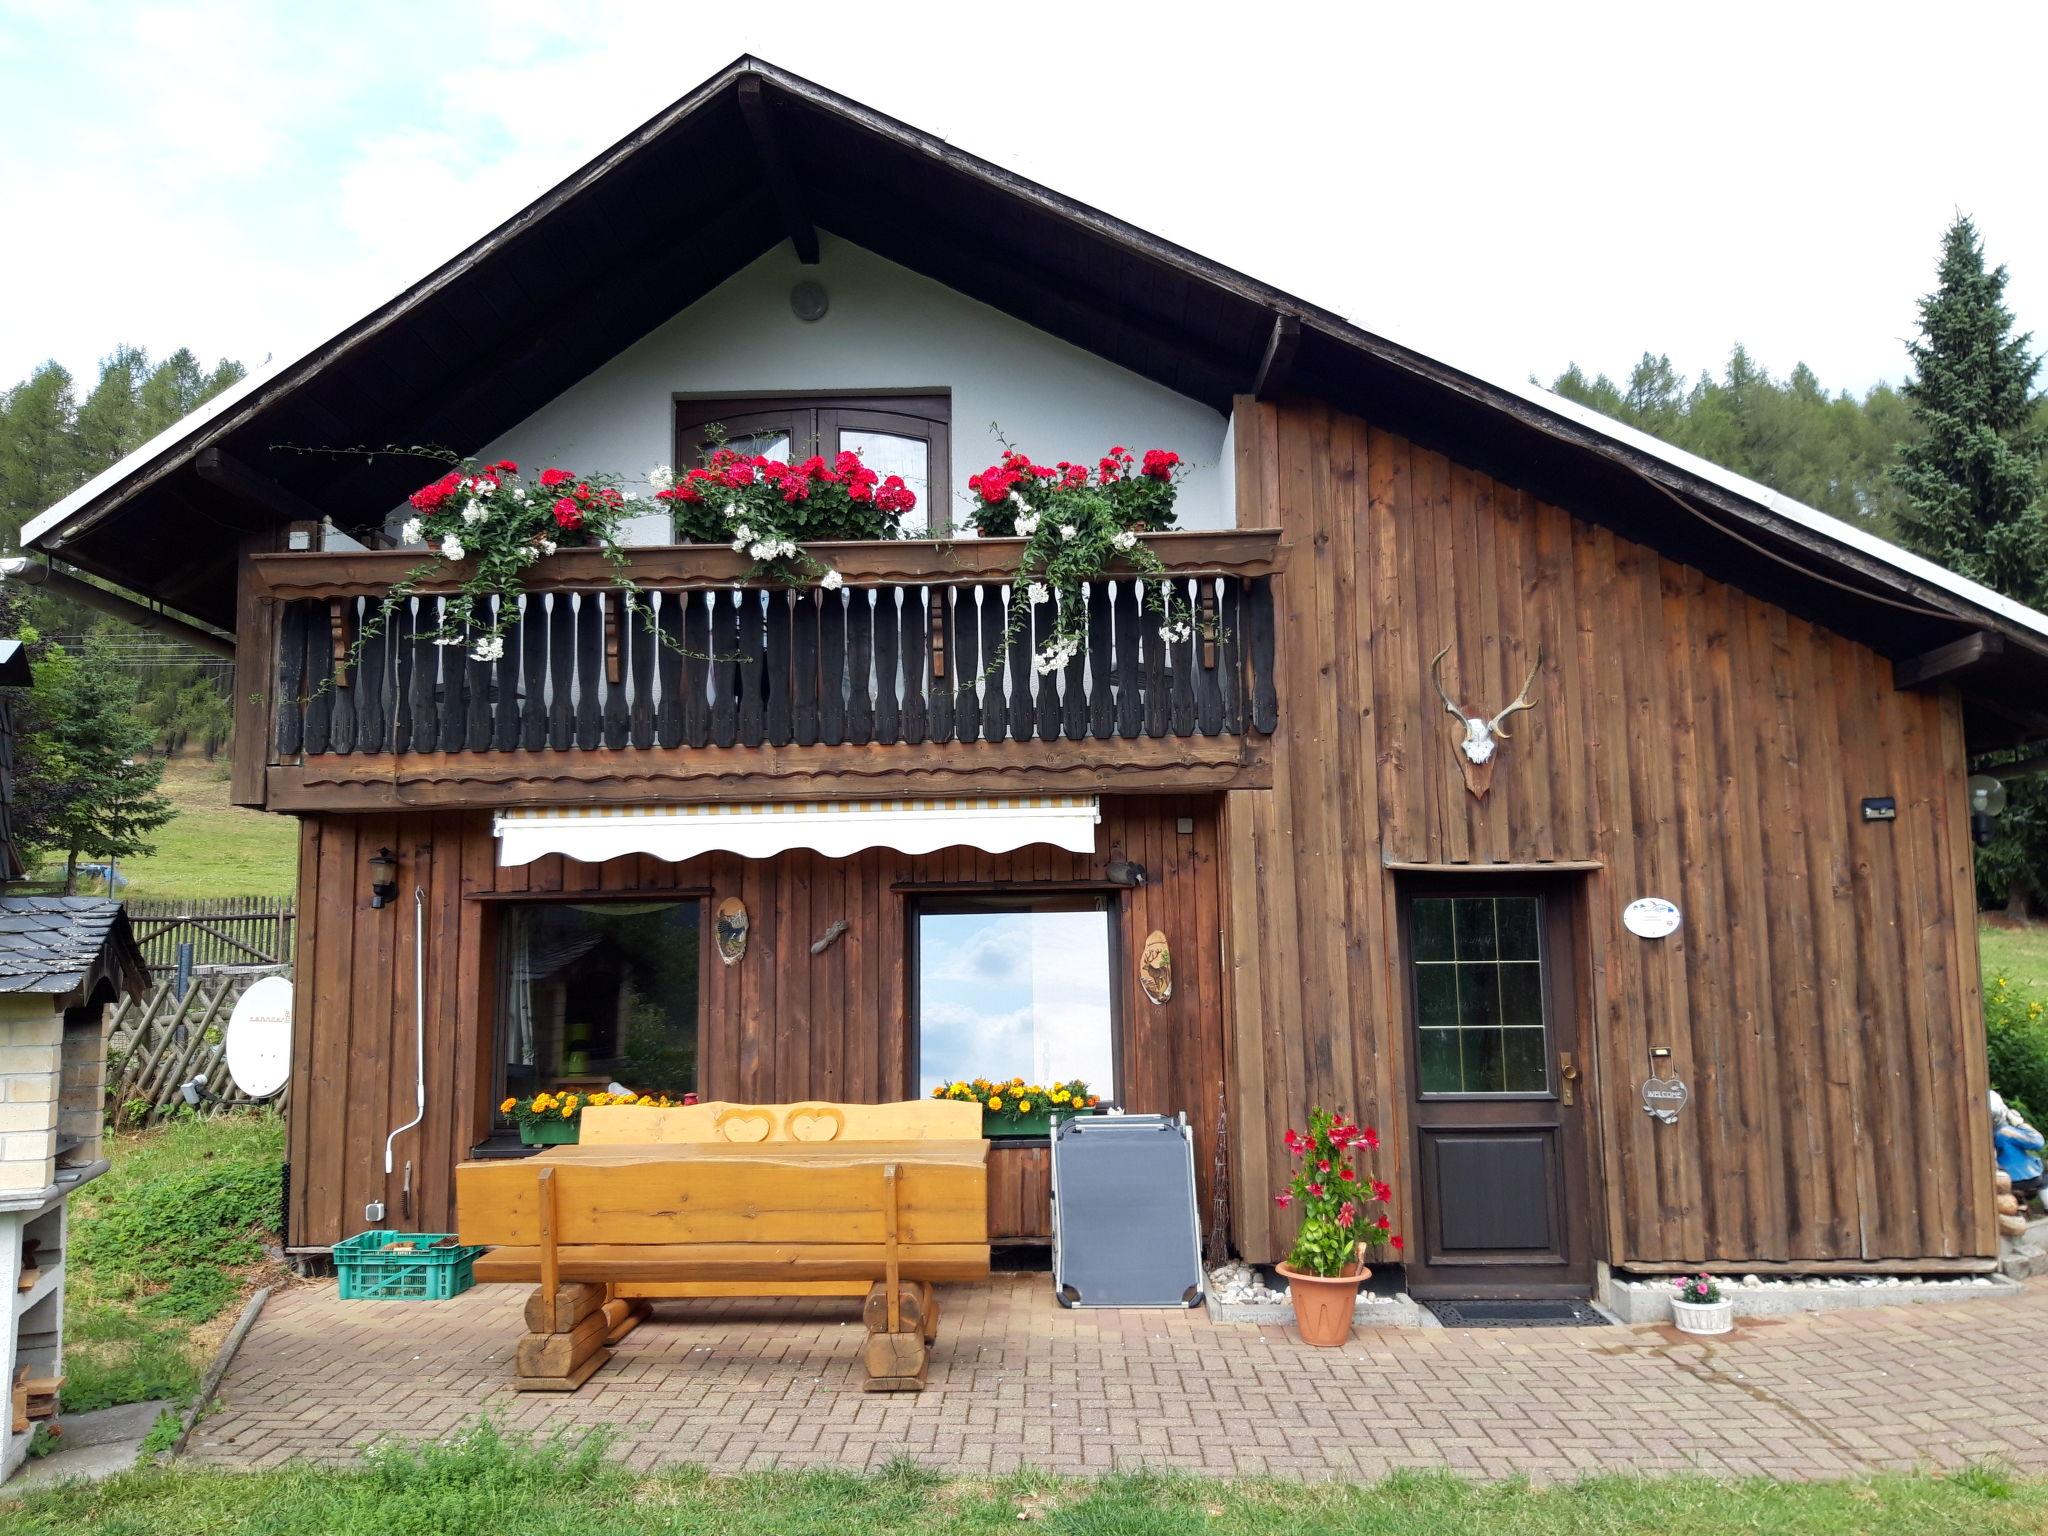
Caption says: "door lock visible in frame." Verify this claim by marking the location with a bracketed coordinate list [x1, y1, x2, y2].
[1558, 1052, 1581, 1107]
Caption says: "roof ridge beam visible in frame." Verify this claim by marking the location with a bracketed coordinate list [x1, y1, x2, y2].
[738, 77, 818, 264]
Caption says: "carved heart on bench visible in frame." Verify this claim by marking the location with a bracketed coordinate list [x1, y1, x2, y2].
[714, 1108, 774, 1143]
[785, 1106, 845, 1142]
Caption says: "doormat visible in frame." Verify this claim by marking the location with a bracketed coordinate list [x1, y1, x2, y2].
[1420, 1298, 1609, 1328]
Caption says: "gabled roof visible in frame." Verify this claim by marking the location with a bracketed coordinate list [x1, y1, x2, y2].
[0, 897, 147, 999]
[22, 56, 2048, 745]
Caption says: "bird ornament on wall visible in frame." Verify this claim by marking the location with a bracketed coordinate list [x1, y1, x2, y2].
[1429, 643, 1543, 799]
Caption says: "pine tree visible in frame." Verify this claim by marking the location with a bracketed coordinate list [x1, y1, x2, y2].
[1888, 217, 2048, 605]
[73, 344, 148, 473]
[26, 631, 174, 891]
[1889, 218, 2048, 918]
[0, 362, 81, 544]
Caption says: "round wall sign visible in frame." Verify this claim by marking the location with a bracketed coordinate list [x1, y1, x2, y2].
[224, 975, 294, 1098]
[1622, 897, 1682, 939]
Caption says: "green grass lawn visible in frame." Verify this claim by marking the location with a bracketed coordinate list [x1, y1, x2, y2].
[40, 757, 297, 901]
[62, 1113, 287, 1415]
[1982, 922, 2048, 993]
[2, 1425, 2041, 1533]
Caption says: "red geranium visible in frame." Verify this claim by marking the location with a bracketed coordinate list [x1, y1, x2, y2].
[1273, 1107, 1400, 1278]
[552, 498, 583, 530]
[538, 467, 573, 488]
[1141, 448, 1179, 480]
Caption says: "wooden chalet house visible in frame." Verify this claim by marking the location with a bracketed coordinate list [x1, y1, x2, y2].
[22, 59, 2048, 1296]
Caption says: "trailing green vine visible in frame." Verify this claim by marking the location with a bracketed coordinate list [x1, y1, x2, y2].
[964, 441, 1203, 678]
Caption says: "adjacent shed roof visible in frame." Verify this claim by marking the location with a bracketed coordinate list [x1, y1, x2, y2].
[0, 898, 148, 999]
[19, 56, 2048, 746]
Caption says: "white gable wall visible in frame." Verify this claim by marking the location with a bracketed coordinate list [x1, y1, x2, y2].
[456, 233, 1229, 535]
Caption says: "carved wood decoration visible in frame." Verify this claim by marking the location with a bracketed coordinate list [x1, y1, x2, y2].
[1429, 643, 1542, 799]
[714, 896, 749, 965]
[1140, 929, 1173, 1005]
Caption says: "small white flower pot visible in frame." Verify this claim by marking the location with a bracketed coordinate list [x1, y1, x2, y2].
[1671, 1296, 1734, 1335]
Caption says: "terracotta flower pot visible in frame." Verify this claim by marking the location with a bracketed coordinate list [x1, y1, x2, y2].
[1276, 1261, 1370, 1347]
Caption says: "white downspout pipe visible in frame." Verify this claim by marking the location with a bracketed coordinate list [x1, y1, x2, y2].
[381, 886, 428, 1202]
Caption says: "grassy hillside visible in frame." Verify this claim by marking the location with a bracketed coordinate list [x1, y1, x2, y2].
[45, 758, 297, 901]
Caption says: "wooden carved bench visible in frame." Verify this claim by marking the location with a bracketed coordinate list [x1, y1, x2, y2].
[455, 1100, 988, 1393]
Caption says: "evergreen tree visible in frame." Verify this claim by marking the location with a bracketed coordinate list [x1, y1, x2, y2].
[1888, 217, 2048, 604]
[0, 362, 81, 544]
[25, 631, 174, 891]
[73, 344, 148, 473]
[1887, 218, 2048, 917]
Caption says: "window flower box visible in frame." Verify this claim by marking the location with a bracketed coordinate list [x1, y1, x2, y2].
[933, 1077, 1101, 1138]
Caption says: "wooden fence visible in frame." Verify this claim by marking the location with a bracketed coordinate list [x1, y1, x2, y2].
[125, 896, 296, 973]
[106, 969, 290, 1127]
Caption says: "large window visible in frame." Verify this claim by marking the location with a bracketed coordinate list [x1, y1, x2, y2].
[915, 898, 1117, 1099]
[1411, 894, 1548, 1096]
[674, 395, 951, 535]
[497, 901, 701, 1112]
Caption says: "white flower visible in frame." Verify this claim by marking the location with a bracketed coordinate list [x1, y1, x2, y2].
[777, 540, 797, 559]
[748, 541, 773, 561]
[1058, 523, 1078, 542]
[731, 537, 748, 553]
[514, 486, 531, 504]
[1034, 640, 1078, 675]
[434, 637, 464, 647]
[470, 636, 506, 662]
[399, 517, 423, 545]
[460, 499, 486, 525]
[1015, 512, 1041, 537]
[1112, 530, 1138, 551]
[1008, 489, 1032, 511]
[723, 503, 741, 522]
[520, 546, 539, 564]
[649, 465, 675, 492]
[820, 569, 844, 591]
[1161, 621, 1194, 643]
[440, 534, 466, 561]
[733, 523, 754, 542]
[473, 478, 496, 497]
[538, 538, 558, 556]
[1027, 582, 1051, 605]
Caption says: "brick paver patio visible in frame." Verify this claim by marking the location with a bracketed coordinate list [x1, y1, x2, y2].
[182, 1274, 2048, 1480]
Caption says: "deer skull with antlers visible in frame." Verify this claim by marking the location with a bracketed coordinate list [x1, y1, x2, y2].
[1430, 644, 1543, 798]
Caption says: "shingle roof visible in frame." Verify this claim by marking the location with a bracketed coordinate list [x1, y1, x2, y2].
[0, 897, 147, 996]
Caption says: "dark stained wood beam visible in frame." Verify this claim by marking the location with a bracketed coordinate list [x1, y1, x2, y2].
[1252, 314, 1300, 399]
[1893, 630, 2004, 690]
[195, 447, 334, 526]
[738, 77, 818, 264]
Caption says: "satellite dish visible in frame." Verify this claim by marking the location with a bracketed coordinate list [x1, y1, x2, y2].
[224, 975, 294, 1098]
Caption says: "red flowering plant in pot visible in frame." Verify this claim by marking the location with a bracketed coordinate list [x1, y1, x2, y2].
[381, 457, 650, 658]
[962, 442, 1206, 679]
[1272, 1107, 1401, 1346]
[654, 441, 917, 589]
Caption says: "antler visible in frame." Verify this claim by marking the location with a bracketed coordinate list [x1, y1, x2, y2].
[1487, 646, 1544, 738]
[1429, 646, 1467, 721]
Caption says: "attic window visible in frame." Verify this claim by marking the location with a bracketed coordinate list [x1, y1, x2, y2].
[674, 395, 950, 535]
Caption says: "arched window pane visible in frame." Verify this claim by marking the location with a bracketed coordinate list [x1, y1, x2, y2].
[839, 429, 930, 535]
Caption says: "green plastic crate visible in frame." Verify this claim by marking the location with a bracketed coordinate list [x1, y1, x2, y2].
[334, 1230, 482, 1301]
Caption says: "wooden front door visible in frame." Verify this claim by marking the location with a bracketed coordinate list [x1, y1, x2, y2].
[1399, 878, 1595, 1298]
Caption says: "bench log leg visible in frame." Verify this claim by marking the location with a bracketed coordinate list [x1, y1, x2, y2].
[602, 1287, 653, 1345]
[511, 1165, 612, 1393]
[860, 1278, 929, 1392]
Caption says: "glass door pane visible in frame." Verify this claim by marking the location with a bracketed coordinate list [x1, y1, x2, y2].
[1411, 894, 1548, 1095]
[838, 428, 930, 535]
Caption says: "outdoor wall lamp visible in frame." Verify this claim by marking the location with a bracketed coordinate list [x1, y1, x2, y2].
[1968, 773, 2008, 848]
[368, 846, 400, 908]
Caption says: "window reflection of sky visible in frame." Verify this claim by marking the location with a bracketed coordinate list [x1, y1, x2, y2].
[917, 908, 1114, 1098]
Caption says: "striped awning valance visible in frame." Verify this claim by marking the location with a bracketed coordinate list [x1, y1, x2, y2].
[493, 796, 1101, 867]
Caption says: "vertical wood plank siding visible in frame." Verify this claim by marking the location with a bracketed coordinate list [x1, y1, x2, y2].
[1225, 397, 1993, 1270]
[285, 796, 1225, 1250]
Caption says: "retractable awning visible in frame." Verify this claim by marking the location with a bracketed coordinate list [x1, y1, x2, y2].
[493, 796, 1101, 867]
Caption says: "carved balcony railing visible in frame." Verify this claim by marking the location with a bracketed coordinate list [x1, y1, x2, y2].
[246, 531, 1282, 808]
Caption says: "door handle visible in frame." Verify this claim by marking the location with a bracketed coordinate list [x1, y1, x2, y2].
[1558, 1052, 1580, 1107]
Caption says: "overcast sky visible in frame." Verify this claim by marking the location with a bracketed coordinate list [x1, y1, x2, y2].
[3, 1, 2043, 404]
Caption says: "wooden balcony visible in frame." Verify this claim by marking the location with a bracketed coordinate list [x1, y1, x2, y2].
[247, 531, 1283, 811]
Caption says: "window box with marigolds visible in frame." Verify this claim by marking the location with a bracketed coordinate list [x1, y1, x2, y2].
[500, 1088, 685, 1147]
[932, 1077, 1102, 1137]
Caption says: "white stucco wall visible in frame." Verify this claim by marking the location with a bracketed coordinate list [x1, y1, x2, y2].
[445, 233, 1228, 537]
